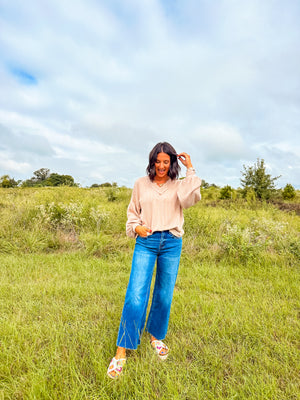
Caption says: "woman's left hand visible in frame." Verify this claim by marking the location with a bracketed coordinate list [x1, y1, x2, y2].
[177, 152, 193, 169]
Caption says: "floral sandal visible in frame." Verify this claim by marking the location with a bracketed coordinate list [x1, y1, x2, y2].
[150, 340, 169, 361]
[107, 357, 126, 379]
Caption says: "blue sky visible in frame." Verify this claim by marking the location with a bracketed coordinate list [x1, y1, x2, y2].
[0, 0, 299, 188]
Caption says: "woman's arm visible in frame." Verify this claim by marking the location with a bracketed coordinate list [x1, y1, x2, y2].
[177, 152, 202, 209]
[126, 179, 152, 238]
[126, 182, 142, 238]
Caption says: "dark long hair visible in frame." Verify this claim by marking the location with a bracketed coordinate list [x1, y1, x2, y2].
[146, 142, 180, 181]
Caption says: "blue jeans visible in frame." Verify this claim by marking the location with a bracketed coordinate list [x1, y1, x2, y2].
[117, 231, 183, 350]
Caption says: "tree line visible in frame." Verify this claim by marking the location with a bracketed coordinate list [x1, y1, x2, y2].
[0, 168, 77, 188]
[203, 159, 296, 200]
[0, 159, 297, 200]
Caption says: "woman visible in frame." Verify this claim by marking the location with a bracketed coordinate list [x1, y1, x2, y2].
[107, 142, 201, 379]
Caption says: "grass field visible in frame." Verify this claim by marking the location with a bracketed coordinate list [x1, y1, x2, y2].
[0, 187, 299, 399]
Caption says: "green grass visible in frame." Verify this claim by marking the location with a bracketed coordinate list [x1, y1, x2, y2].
[0, 188, 299, 399]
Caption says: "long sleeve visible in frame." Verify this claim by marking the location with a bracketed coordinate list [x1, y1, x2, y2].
[177, 169, 202, 209]
[125, 173, 201, 239]
[126, 180, 142, 238]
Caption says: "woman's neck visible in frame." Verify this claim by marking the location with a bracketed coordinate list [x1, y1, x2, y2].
[154, 176, 169, 185]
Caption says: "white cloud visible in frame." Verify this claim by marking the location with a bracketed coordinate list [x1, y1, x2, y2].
[191, 123, 248, 161]
[0, 154, 31, 174]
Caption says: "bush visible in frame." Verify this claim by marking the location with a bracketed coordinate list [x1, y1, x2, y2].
[282, 184, 296, 200]
[0, 175, 20, 188]
[106, 187, 119, 202]
[219, 185, 233, 199]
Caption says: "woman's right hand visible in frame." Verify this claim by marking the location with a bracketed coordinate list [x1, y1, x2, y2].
[177, 152, 193, 169]
[135, 225, 152, 237]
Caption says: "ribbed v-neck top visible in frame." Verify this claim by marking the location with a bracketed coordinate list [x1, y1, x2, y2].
[126, 169, 201, 238]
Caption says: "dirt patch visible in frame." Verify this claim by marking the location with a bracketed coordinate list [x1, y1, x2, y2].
[271, 201, 300, 215]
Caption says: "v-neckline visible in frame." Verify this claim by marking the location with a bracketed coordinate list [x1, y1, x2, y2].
[150, 177, 171, 194]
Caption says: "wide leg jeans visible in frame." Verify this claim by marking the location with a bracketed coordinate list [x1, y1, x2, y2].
[117, 231, 183, 350]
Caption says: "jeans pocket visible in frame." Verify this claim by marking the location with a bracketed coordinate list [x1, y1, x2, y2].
[168, 232, 181, 239]
[136, 235, 148, 241]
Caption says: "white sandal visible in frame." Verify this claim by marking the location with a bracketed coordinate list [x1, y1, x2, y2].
[107, 357, 126, 379]
[151, 340, 169, 361]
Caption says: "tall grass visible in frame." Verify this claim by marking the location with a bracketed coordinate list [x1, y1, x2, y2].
[0, 187, 299, 399]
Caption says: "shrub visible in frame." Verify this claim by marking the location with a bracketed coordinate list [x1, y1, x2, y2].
[36, 202, 86, 231]
[0, 175, 20, 188]
[282, 184, 296, 200]
[106, 187, 119, 202]
[219, 185, 233, 199]
[221, 223, 266, 262]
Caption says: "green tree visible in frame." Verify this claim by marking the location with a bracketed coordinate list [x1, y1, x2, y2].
[21, 168, 50, 187]
[0, 175, 20, 188]
[32, 168, 50, 183]
[100, 182, 113, 188]
[241, 158, 280, 200]
[46, 173, 76, 186]
[22, 170, 76, 187]
[90, 182, 118, 188]
[21, 179, 36, 187]
[282, 183, 296, 200]
[201, 179, 210, 189]
[201, 180, 219, 189]
[220, 185, 233, 199]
